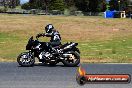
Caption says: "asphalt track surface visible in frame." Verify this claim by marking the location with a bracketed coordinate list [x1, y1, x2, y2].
[0, 62, 132, 88]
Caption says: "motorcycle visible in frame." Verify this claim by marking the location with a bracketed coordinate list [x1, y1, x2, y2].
[17, 36, 80, 67]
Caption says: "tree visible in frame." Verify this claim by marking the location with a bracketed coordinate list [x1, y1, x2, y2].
[89, 0, 99, 12]
[29, 0, 35, 3]
[42, 0, 52, 13]
[3, 0, 20, 8]
[28, 0, 51, 10]
[22, 0, 107, 12]
[109, 0, 129, 11]
[49, 0, 65, 11]
[64, 0, 75, 8]
[28, 0, 38, 9]
[75, 0, 89, 12]
[97, 0, 107, 12]
[16, 0, 20, 6]
[75, 0, 106, 12]
[109, 0, 118, 11]
[21, 2, 30, 10]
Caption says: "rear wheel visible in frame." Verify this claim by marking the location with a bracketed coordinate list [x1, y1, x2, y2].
[62, 51, 80, 67]
[17, 52, 35, 67]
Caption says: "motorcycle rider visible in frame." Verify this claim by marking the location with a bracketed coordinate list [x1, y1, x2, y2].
[36, 24, 61, 53]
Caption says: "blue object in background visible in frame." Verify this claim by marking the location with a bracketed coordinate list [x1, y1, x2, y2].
[104, 11, 114, 18]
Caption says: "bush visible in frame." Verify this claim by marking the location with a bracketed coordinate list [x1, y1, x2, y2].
[50, 10, 62, 15]
[69, 6, 77, 15]
[0, 7, 7, 13]
[74, 11, 84, 16]
[64, 6, 78, 16]
[64, 9, 70, 16]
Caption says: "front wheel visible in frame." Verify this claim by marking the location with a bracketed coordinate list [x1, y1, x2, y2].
[17, 52, 35, 67]
[62, 51, 80, 67]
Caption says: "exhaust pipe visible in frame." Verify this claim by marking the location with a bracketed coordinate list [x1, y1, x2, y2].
[62, 54, 73, 58]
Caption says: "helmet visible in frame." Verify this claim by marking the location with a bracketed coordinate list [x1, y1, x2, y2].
[45, 24, 54, 33]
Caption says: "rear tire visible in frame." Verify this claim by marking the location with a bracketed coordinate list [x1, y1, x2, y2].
[17, 52, 35, 67]
[62, 51, 80, 67]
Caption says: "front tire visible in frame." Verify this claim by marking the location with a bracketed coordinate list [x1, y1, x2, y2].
[62, 51, 80, 67]
[17, 52, 35, 67]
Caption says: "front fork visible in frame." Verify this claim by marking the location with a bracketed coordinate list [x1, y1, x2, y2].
[28, 50, 34, 58]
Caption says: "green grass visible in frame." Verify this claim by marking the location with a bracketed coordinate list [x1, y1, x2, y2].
[0, 14, 132, 63]
[78, 36, 132, 63]
[0, 33, 24, 60]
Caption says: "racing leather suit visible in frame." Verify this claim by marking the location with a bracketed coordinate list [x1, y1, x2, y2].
[36, 30, 61, 52]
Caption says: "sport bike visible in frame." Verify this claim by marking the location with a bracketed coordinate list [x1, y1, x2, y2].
[17, 36, 80, 67]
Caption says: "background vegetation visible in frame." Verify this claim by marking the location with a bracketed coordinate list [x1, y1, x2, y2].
[0, 0, 131, 15]
[20, 0, 131, 12]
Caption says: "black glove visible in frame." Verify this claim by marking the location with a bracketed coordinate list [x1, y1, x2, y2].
[36, 33, 42, 38]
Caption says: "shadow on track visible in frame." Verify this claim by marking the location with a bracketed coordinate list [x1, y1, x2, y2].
[17, 63, 80, 68]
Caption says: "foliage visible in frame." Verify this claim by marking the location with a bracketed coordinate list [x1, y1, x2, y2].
[109, 0, 129, 11]
[22, 0, 107, 12]
[7, 0, 131, 12]
[7, 0, 20, 8]
[75, 0, 90, 12]
[21, 3, 30, 10]
[0, 7, 7, 13]
[74, 0, 106, 12]
[109, 0, 119, 11]
[49, 0, 65, 11]
[65, 0, 75, 8]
